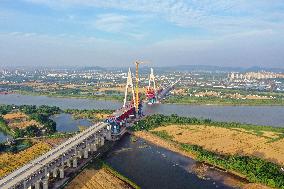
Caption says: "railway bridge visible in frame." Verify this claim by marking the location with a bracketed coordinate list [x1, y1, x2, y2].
[0, 122, 112, 189]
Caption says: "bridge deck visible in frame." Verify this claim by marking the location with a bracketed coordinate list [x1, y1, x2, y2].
[0, 122, 108, 189]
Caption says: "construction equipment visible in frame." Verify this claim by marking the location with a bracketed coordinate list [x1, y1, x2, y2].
[134, 61, 144, 110]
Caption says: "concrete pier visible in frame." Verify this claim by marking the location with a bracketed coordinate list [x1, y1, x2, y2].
[42, 178, 48, 189]
[59, 168, 64, 179]
[73, 158, 77, 168]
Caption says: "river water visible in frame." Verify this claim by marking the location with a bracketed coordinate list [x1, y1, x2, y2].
[0, 94, 283, 127]
[50, 113, 93, 132]
[103, 134, 247, 189]
[0, 94, 283, 142]
[0, 94, 281, 188]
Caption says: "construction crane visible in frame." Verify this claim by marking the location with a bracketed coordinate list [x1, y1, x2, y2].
[134, 60, 145, 110]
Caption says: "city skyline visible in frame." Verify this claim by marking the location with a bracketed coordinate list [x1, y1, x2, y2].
[0, 0, 284, 68]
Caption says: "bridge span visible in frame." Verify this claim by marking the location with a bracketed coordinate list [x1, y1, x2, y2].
[0, 70, 180, 189]
[0, 122, 112, 189]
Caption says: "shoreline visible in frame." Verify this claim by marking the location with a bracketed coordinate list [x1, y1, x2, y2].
[4, 91, 283, 106]
[132, 131, 273, 189]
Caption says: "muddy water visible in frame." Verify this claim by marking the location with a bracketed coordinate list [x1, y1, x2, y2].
[103, 134, 248, 189]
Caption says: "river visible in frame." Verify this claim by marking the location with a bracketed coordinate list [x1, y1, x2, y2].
[103, 134, 247, 189]
[0, 94, 281, 188]
[0, 94, 283, 127]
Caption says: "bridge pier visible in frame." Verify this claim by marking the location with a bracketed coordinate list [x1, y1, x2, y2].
[77, 150, 82, 159]
[73, 158, 77, 168]
[34, 180, 40, 189]
[52, 168, 58, 178]
[100, 137, 105, 146]
[23, 181, 31, 189]
[84, 149, 88, 159]
[42, 178, 48, 189]
[105, 130, 112, 140]
[59, 167, 64, 179]
[91, 143, 97, 151]
[96, 136, 100, 145]
[66, 159, 71, 167]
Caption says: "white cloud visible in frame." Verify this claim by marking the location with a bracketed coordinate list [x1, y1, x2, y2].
[23, 0, 284, 33]
[94, 13, 129, 33]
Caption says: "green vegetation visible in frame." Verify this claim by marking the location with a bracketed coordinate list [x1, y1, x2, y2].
[150, 130, 173, 140]
[18, 90, 124, 102]
[0, 104, 61, 138]
[179, 144, 284, 188]
[133, 114, 284, 189]
[0, 116, 14, 136]
[132, 114, 284, 134]
[165, 95, 284, 106]
[64, 109, 114, 120]
[0, 140, 32, 153]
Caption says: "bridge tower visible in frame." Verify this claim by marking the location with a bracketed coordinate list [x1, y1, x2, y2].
[146, 68, 158, 104]
[123, 68, 136, 107]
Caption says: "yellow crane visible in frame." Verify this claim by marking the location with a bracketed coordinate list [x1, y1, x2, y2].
[134, 60, 145, 110]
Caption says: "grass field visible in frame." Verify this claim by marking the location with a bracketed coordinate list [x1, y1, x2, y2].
[0, 142, 51, 178]
[151, 125, 284, 166]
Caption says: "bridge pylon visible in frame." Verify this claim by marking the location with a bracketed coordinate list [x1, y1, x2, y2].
[146, 68, 158, 104]
[123, 68, 136, 107]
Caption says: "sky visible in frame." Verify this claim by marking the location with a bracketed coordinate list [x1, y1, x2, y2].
[0, 0, 284, 68]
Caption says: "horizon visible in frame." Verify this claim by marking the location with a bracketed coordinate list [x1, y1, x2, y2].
[0, 1, 284, 68]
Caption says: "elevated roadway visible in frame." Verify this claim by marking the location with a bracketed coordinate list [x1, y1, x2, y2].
[0, 122, 111, 189]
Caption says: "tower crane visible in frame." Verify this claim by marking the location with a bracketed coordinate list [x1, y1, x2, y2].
[134, 61, 145, 110]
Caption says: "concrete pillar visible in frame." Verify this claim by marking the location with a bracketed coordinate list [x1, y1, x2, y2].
[53, 168, 58, 178]
[34, 181, 40, 189]
[84, 149, 88, 159]
[44, 167, 50, 178]
[73, 158, 77, 168]
[101, 137, 105, 146]
[96, 137, 100, 145]
[92, 143, 97, 152]
[42, 178, 48, 189]
[77, 150, 82, 158]
[59, 168, 64, 179]
[105, 130, 112, 140]
[23, 181, 31, 189]
[66, 159, 71, 167]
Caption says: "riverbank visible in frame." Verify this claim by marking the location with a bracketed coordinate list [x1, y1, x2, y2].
[133, 131, 272, 189]
[17, 90, 123, 102]
[131, 114, 284, 189]
[65, 160, 139, 189]
[164, 96, 284, 106]
[11, 91, 284, 106]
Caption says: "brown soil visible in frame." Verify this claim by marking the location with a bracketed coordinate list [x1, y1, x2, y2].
[152, 125, 284, 165]
[3, 112, 27, 120]
[9, 120, 40, 129]
[65, 168, 133, 189]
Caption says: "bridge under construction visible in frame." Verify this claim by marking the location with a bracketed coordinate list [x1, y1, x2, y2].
[0, 62, 180, 189]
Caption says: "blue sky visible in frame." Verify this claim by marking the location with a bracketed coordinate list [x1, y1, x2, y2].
[0, 0, 284, 68]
